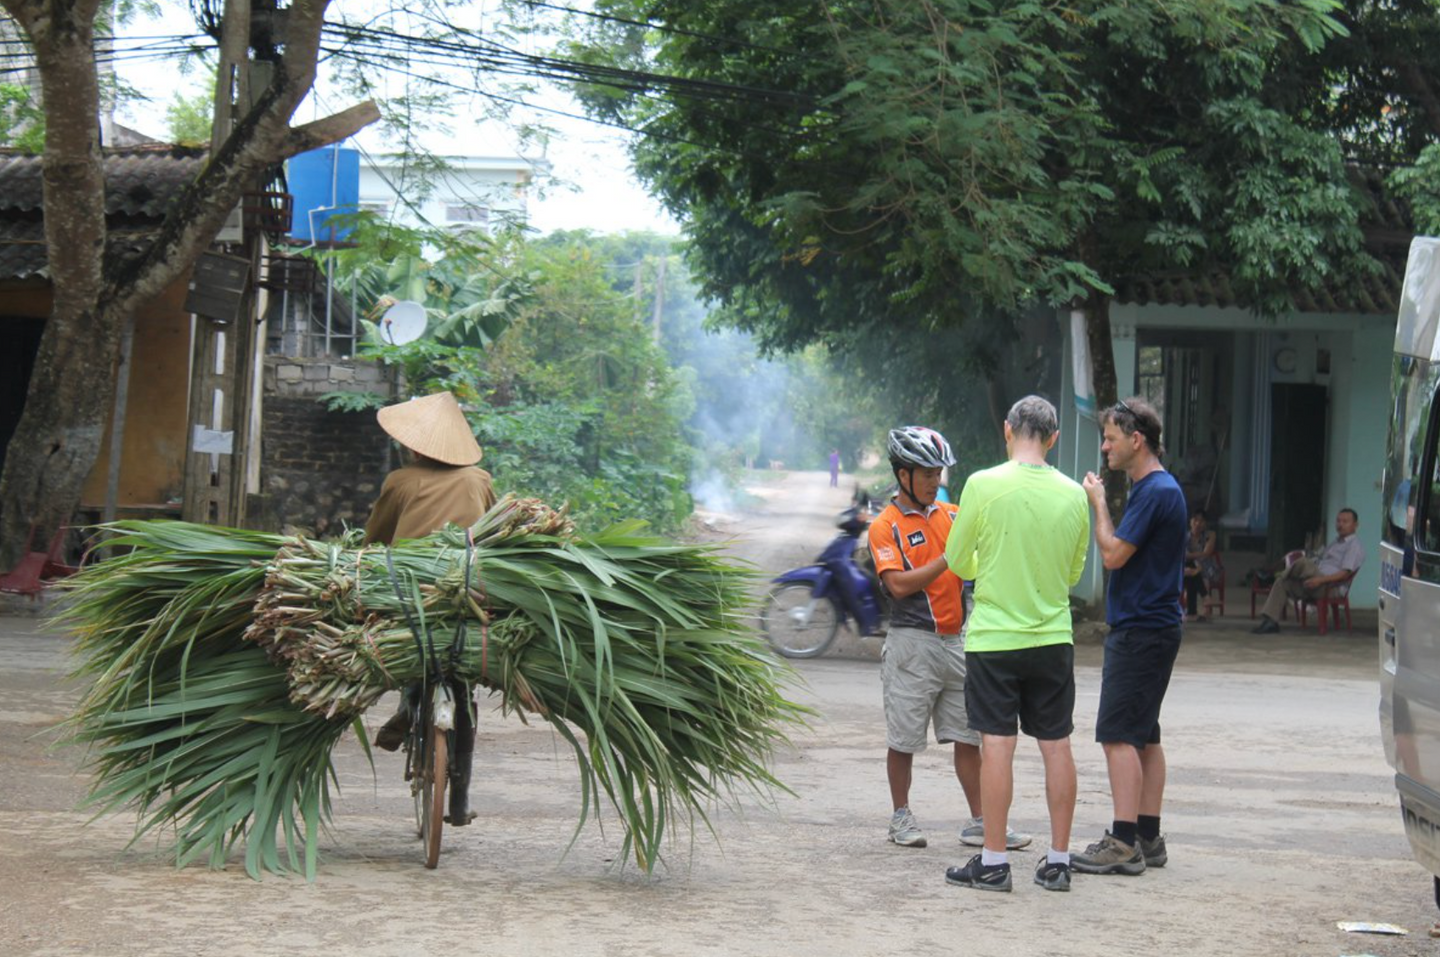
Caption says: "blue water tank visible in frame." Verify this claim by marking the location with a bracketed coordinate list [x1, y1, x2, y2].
[287, 145, 360, 243]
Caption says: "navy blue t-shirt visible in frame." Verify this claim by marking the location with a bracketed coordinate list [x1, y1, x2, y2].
[1106, 469, 1187, 629]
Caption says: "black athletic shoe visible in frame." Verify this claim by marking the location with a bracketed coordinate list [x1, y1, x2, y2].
[1140, 834, 1167, 868]
[945, 854, 1012, 892]
[1034, 858, 1071, 892]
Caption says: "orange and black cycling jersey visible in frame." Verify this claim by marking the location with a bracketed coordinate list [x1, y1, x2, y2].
[867, 499, 964, 634]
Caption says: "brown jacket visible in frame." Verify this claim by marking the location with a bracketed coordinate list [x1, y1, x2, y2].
[362, 461, 497, 546]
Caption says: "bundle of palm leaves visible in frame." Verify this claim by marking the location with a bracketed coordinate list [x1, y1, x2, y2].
[59, 498, 807, 879]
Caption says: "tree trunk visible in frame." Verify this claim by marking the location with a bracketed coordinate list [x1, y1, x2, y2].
[1082, 291, 1128, 523]
[0, 0, 377, 569]
[0, 0, 111, 567]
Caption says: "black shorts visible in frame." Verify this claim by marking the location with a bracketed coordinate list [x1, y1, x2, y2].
[1095, 625, 1182, 748]
[965, 643, 1075, 740]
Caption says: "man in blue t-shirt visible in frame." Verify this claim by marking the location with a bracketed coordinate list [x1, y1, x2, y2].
[1076, 396, 1187, 877]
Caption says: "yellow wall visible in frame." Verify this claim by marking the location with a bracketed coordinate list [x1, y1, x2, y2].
[77, 279, 194, 508]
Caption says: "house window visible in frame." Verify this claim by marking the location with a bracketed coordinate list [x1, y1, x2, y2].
[445, 204, 489, 226]
[1137, 345, 1165, 418]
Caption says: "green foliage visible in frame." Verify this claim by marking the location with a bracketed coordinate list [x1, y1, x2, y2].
[0, 83, 44, 152]
[335, 225, 695, 534]
[1390, 146, 1440, 237]
[165, 86, 213, 146]
[562, 0, 1374, 362]
[316, 390, 388, 414]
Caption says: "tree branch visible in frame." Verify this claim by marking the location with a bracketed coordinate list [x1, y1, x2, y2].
[282, 101, 383, 159]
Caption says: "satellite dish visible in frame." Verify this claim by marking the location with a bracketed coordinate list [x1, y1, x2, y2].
[379, 300, 427, 345]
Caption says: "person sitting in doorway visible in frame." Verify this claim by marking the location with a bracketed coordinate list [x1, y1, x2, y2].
[1182, 510, 1220, 622]
[1251, 508, 1365, 635]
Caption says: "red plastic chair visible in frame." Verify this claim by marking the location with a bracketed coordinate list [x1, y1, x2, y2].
[1250, 550, 1303, 619]
[0, 525, 80, 599]
[1298, 568, 1358, 636]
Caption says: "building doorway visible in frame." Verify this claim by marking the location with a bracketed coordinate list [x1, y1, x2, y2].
[1267, 383, 1328, 552]
[0, 317, 44, 476]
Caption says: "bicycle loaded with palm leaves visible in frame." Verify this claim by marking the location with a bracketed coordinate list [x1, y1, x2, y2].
[386, 534, 481, 869]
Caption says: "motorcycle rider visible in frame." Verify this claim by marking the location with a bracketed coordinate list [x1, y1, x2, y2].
[868, 425, 1030, 851]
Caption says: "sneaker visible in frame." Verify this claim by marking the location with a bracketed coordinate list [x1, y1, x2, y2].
[888, 808, 927, 848]
[945, 853, 1013, 892]
[1033, 858, 1071, 892]
[1140, 834, 1167, 868]
[959, 817, 1033, 850]
[1071, 831, 1146, 875]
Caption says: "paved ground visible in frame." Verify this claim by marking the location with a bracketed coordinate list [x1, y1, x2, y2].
[0, 471, 1434, 957]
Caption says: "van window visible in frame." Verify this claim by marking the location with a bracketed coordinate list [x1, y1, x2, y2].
[1385, 355, 1430, 549]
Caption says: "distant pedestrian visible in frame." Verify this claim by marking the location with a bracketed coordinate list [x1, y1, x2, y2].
[942, 396, 1089, 893]
[828, 449, 841, 487]
[1075, 396, 1187, 877]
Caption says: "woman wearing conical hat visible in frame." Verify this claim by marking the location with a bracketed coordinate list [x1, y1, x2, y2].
[363, 391, 496, 546]
[364, 391, 494, 828]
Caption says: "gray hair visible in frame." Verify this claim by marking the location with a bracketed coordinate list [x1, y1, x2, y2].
[1006, 395, 1058, 441]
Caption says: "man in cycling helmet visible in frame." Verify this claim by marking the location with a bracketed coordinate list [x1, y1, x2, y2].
[868, 425, 1030, 852]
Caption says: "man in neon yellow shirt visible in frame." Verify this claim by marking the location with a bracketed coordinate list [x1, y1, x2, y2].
[942, 395, 1090, 894]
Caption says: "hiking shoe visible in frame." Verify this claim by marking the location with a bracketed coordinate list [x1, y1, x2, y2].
[888, 808, 927, 848]
[1140, 834, 1167, 868]
[960, 817, 1033, 850]
[1033, 858, 1071, 892]
[945, 854, 1013, 892]
[1071, 831, 1146, 875]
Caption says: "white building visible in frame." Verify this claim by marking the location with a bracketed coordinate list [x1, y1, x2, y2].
[357, 153, 546, 233]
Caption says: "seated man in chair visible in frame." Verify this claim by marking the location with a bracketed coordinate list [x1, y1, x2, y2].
[1251, 508, 1364, 634]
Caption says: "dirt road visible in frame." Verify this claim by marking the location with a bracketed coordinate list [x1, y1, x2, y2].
[0, 470, 1433, 957]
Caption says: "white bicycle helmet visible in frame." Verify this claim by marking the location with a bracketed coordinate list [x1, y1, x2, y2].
[886, 426, 955, 470]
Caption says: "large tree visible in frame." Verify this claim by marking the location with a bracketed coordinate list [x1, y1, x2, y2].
[561, 0, 1391, 493]
[0, 0, 378, 566]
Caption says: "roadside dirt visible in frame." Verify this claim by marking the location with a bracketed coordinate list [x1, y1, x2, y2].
[0, 470, 1433, 957]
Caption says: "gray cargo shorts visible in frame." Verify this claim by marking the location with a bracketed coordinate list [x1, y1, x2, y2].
[881, 624, 980, 753]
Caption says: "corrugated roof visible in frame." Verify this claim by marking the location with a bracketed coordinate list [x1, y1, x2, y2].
[0, 145, 208, 279]
[0, 144, 206, 217]
[1112, 259, 1405, 316]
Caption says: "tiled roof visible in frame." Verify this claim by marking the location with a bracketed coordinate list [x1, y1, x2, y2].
[0, 145, 207, 279]
[1112, 259, 1405, 316]
[0, 144, 206, 216]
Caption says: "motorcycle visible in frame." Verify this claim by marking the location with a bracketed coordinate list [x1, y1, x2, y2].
[759, 503, 884, 659]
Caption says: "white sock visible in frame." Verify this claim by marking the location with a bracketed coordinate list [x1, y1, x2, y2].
[1048, 849, 1070, 866]
[981, 848, 1008, 867]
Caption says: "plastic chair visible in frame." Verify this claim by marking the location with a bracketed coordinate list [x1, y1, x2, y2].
[1201, 552, 1225, 618]
[1298, 568, 1358, 636]
[0, 525, 80, 599]
[1250, 550, 1303, 619]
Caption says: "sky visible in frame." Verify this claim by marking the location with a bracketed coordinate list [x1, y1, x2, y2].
[108, 4, 681, 236]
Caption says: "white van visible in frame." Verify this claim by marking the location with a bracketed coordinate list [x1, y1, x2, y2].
[1381, 235, 1440, 902]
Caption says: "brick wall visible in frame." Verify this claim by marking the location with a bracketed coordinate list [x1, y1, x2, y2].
[253, 358, 398, 536]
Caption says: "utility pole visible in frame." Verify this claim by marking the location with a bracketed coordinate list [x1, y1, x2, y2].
[182, 0, 261, 527]
[650, 255, 666, 344]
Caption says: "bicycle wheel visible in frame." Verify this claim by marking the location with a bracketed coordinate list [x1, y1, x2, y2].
[761, 582, 841, 658]
[420, 722, 449, 869]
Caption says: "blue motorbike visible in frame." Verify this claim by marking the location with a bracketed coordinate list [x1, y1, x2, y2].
[760, 504, 884, 658]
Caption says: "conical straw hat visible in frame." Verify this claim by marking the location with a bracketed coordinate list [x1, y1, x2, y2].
[376, 392, 483, 466]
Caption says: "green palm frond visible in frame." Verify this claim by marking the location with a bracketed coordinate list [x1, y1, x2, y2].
[56, 498, 809, 879]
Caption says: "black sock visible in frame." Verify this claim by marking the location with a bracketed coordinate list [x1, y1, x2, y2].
[1138, 815, 1161, 842]
[1112, 820, 1138, 847]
